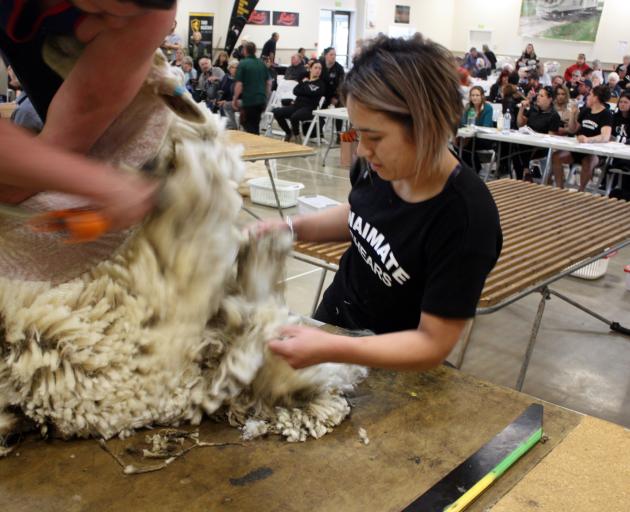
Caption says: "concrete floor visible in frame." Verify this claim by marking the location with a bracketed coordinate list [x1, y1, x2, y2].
[239, 143, 630, 429]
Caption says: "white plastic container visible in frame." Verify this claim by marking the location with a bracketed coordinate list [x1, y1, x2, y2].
[569, 250, 617, 280]
[247, 177, 304, 208]
[625, 265, 630, 291]
[297, 195, 341, 215]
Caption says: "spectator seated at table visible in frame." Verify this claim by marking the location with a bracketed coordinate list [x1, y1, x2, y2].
[590, 60, 604, 86]
[516, 43, 539, 73]
[169, 48, 185, 69]
[196, 57, 225, 105]
[551, 75, 564, 88]
[181, 57, 198, 93]
[606, 72, 623, 99]
[458, 86, 494, 173]
[523, 72, 542, 96]
[564, 53, 592, 82]
[514, 86, 562, 180]
[214, 60, 239, 129]
[552, 85, 613, 191]
[566, 70, 582, 99]
[7, 66, 42, 133]
[472, 57, 490, 79]
[272, 61, 326, 142]
[489, 69, 510, 103]
[536, 62, 552, 87]
[298, 47, 309, 65]
[553, 84, 579, 136]
[607, 91, 630, 200]
[615, 55, 630, 90]
[284, 54, 308, 81]
[214, 51, 229, 74]
[462, 47, 484, 72]
[575, 79, 593, 106]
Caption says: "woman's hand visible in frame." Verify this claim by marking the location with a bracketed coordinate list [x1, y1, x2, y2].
[576, 135, 589, 143]
[249, 217, 291, 238]
[268, 325, 340, 369]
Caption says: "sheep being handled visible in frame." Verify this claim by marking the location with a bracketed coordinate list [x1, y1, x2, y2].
[0, 45, 367, 452]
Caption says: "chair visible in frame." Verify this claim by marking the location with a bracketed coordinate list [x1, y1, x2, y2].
[300, 96, 326, 145]
[261, 90, 281, 136]
[605, 167, 630, 196]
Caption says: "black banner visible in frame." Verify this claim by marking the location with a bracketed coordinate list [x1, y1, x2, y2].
[273, 11, 299, 27]
[248, 10, 270, 25]
[225, 0, 260, 56]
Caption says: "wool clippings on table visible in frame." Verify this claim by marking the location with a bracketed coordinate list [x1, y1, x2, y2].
[0, 60, 367, 450]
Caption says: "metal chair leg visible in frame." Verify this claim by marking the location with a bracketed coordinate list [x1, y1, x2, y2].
[516, 287, 550, 391]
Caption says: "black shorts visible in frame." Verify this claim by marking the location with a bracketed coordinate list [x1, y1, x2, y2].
[569, 151, 601, 165]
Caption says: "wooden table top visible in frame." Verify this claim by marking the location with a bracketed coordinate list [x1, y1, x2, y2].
[294, 180, 630, 309]
[0, 366, 597, 512]
[227, 130, 316, 162]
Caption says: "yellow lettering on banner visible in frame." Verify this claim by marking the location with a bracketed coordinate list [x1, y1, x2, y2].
[237, 0, 250, 17]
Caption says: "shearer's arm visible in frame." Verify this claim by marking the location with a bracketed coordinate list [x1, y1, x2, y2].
[39, 7, 176, 153]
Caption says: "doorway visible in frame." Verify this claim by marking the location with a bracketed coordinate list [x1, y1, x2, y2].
[319, 10, 351, 68]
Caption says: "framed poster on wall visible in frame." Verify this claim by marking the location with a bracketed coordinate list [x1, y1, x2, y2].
[273, 11, 300, 27]
[395, 5, 410, 24]
[518, 0, 605, 42]
[248, 10, 270, 25]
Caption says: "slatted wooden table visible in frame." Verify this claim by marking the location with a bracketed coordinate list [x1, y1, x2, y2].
[293, 180, 630, 389]
[0, 102, 16, 119]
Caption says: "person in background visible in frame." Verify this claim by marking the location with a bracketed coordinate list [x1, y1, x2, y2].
[170, 47, 185, 68]
[551, 75, 564, 88]
[536, 62, 552, 87]
[488, 69, 510, 103]
[552, 85, 612, 190]
[615, 55, 630, 90]
[320, 47, 346, 134]
[462, 47, 480, 71]
[197, 57, 224, 105]
[7, 67, 42, 133]
[606, 72, 623, 99]
[473, 57, 489, 79]
[181, 56, 197, 93]
[590, 59, 603, 86]
[213, 51, 229, 73]
[273, 61, 325, 142]
[161, 19, 182, 63]
[232, 36, 248, 61]
[482, 44, 497, 70]
[515, 86, 561, 180]
[575, 79, 593, 106]
[261, 32, 279, 64]
[189, 31, 211, 71]
[553, 84, 579, 136]
[218, 60, 239, 129]
[284, 54, 308, 81]
[523, 72, 542, 96]
[458, 86, 494, 173]
[232, 42, 271, 134]
[566, 70, 582, 99]
[256, 35, 502, 373]
[298, 47, 308, 65]
[564, 53, 591, 82]
[262, 55, 277, 91]
[516, 43, 538, 72]
[608, 91, 630, 200]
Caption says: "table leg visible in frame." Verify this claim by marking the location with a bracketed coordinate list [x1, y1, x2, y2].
[455, 318, 475, 369]
[303, 114, 317, 146]
[311, 268, 328, 316]
[264, 159, 284, 219]
[516, 287, 550, 391]
[541, 148, 553, 185]
[322, 116, 336, 167]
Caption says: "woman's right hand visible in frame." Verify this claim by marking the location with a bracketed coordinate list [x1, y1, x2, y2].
[249, 217, 292, 238]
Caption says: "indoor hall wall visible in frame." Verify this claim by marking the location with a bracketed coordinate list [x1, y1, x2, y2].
[450, 0, 630, 68]
[175, 0, 357, 64]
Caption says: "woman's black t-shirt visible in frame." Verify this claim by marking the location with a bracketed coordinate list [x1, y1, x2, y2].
[524, 106, 562, 133]
[612, 111, 630, 143]
[319, 161, 503, 334]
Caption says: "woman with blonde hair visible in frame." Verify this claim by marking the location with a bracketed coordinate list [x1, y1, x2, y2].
[553, 84, 579, 136]
[256, 35, 502, 372]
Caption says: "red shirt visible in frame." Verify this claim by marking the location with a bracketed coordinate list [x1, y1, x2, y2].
[564, 62, 592, 82]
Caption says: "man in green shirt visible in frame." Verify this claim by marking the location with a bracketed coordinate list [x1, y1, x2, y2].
[232, 42, 271, 134]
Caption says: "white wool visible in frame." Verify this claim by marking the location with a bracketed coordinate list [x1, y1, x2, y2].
[0, 83, 366, 448]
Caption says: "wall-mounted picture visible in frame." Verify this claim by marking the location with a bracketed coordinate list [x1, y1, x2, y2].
[519, 0, 605, 42]
[273, 11, 300, 27]
[248, 10, 270, 25]
[395, 5, 410, 24]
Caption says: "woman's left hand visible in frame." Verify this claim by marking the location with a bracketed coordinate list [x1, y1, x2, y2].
[268, 325, 338, 369]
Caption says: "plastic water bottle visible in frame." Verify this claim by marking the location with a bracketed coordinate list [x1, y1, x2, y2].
[496, 113, 504, 131]
[503, 112, 511, 133]
[467, 110, 476, 127]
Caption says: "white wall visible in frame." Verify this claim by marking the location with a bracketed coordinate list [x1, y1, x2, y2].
[450, 0, 630, 66]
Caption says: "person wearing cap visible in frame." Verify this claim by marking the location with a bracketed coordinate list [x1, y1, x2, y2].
[564, 53, 592, 82]
[0, 0, 177, 231]
[576, 79, 593, 105]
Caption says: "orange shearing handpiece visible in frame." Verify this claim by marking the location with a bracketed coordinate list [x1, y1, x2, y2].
[29, 208, 111, 243]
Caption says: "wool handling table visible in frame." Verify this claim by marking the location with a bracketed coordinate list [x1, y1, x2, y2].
[2, 363, 629, 512]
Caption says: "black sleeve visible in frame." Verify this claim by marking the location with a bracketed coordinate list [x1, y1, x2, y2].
[488, 83, 498, 102]
[602, 109, 614, 127]
[421, 203, 501, 318]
